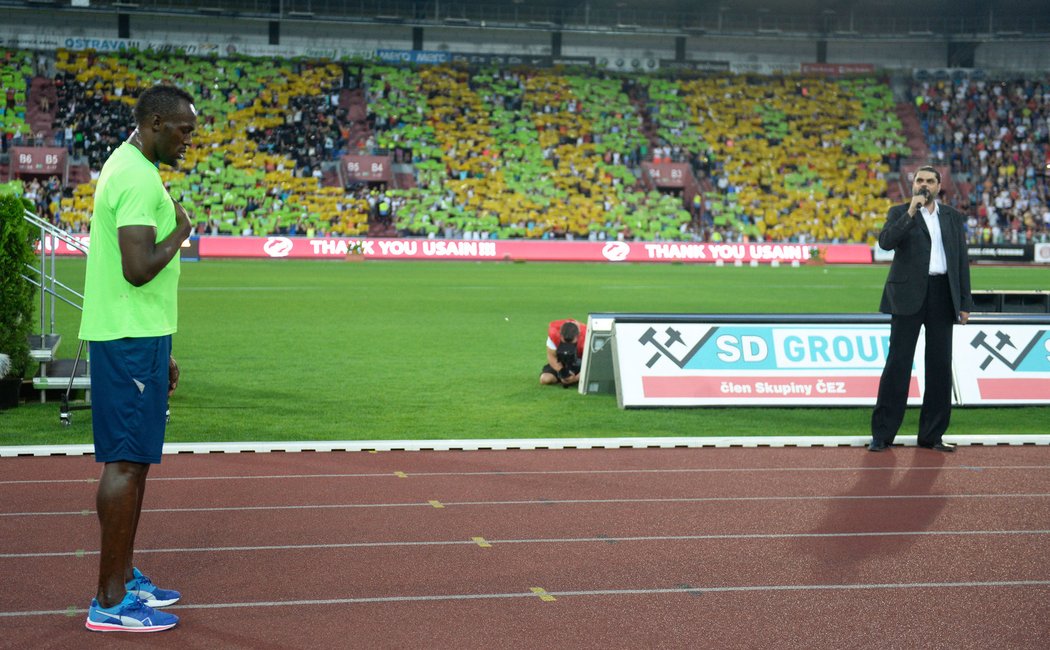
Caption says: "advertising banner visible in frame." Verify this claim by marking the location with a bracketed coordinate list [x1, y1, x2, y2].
[1031, 242, 1050, 264]
[36, 234, 193, 258]
[195, 237, 874, 264]
[660, 60, 731, 72]
[601, 313, 1050, 408]
[611, 319, 923, 407]
[967, 244, 1034, 262]
[34, 233, 89, 256]
[40, 235, 873, 264]
[800, 63, 877, 75]
[952, 320, 1050, 404]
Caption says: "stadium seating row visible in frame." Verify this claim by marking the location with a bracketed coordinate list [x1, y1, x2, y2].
[2, 46, 967, 244]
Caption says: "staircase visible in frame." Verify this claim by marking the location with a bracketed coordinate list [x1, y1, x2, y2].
[341, 87, 373, 151]
[21, 208, 90, 413]
[26, 76, 58, 142]
[895, 101, 930, 163]
[626, 82, 659, 161]
[894, 101, 962, 205]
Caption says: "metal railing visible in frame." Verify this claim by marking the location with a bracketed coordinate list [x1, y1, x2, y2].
[21, 208, 87, 334]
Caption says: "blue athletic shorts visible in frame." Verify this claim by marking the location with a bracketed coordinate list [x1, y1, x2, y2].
[89, 336, 171, 465]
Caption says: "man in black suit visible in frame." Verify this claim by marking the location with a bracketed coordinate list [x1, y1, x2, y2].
[870, 166, 973, 453]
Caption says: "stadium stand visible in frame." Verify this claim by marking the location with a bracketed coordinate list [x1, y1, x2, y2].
[910, 77, 1050, 244]
[1, 50, 34, 153]
[14, 44, 1046, 245]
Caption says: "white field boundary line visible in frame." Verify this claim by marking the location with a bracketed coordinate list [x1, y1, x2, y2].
[3, 529, 1049, 559]
[2, 435, 1049, 457]
[5, 580, 1050, 618]
[3, 463, 1049, 485]
[4, 492, 1050, 517]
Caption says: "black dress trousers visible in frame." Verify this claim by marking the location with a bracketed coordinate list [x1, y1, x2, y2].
[871, 274, 955, 445]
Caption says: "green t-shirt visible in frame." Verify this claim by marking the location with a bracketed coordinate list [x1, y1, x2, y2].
[79, 142, 181, 341]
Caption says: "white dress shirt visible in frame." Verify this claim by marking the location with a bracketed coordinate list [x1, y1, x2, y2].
[920, 202, 948, 275]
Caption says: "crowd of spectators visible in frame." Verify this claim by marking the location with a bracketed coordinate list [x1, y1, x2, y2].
[52, 69, 134, 170]
[14, 45, 1050, 246]
[21, 175, 64, 224]
[248, 92, 350, 178]
[913, 76, 1050, 243]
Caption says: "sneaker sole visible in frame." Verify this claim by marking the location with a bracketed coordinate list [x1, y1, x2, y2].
[85, 619, 177, 633]
[142, 596, 180, 608]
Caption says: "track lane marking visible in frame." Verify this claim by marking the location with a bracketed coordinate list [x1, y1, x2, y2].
[4, 580, 1049, 617]
[4, 464, 1048, 485]
[5, 492, 1050, 517]
[4, 529, 1049, 558]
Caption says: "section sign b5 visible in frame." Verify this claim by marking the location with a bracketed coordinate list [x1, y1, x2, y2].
[612, 322, 924, 407]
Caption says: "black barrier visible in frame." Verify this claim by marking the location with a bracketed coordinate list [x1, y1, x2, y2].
[971, 290, 1050, 313]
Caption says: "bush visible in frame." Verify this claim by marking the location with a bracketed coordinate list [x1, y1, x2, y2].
[0, 191, 35, 379]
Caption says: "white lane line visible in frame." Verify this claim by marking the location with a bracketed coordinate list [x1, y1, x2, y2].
[3, 529, 1048, 559]
[4, 492, 1050, 518]
[5, 580, 1049, 618]
[2, 434, 1047, 457]
[3, 464, 1048, 485]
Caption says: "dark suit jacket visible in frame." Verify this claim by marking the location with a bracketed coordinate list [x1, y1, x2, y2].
[877, 202, 974, 319]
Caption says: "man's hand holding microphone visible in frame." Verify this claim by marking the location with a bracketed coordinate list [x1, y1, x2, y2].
[907, 187, 931, 217]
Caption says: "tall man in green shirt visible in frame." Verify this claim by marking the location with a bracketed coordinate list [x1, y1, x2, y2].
[80, 85, 197, 633]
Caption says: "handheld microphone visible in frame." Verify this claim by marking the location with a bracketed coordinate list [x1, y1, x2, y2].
[917, 188, 931, 201]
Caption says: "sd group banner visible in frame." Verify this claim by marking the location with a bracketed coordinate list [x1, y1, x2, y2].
[611, 319, 921, 407]
[607, 314, 1050, 408]
[952, 320, 1050, 404]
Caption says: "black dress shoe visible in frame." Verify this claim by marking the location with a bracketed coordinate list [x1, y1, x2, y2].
[919, 442, 956, 452]
[868, 440, 889, 452]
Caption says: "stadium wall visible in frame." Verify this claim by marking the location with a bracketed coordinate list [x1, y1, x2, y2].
[3, 9, 1048, 72]
[975, 39, 1050, 71]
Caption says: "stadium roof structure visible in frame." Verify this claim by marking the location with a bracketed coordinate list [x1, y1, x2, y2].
[9, 0, 1050, 38]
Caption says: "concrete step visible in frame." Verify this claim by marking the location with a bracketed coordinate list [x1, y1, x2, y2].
[33, 357, 90, 392]
[28, 333, 61, 362]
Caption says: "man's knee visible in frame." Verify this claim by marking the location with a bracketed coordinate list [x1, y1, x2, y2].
[99, 461, 150, 488]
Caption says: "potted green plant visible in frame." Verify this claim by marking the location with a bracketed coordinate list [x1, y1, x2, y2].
[0, 190, 35, 409]
[807, 245, 826, 265]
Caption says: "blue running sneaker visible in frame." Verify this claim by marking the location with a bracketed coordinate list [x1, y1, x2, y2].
[85, 592, 178, 633]
[126, 567, 181, 607]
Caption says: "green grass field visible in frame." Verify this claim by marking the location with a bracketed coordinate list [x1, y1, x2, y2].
[1, 259, 1046, 445]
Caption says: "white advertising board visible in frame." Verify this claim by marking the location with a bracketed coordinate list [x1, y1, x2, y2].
[612, 319, 926, 407]
[606, 314, 1050, 408]
[953, 323, 1050, 404]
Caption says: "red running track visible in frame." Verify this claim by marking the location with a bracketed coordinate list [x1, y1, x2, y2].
[1, 446, 1049, 649]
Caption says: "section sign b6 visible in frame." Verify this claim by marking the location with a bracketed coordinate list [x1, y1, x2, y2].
[612, 322, 923, 407]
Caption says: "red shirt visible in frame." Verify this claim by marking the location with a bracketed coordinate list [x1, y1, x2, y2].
[548, 319, 586, 358]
